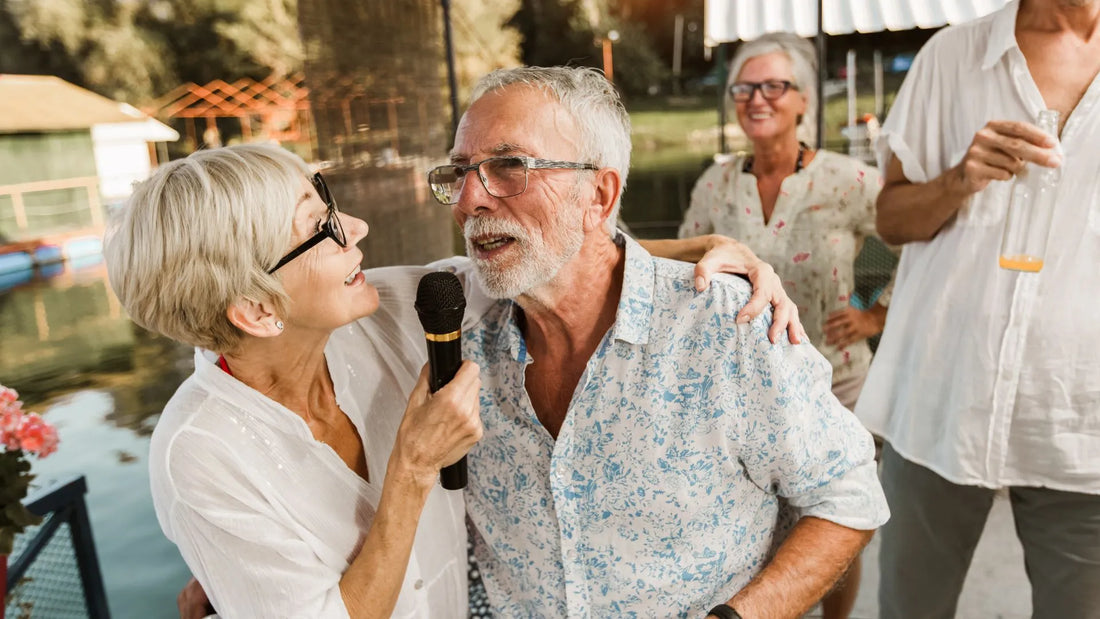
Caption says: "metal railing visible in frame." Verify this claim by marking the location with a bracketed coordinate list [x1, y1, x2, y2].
[0, 177, 103, 238]
[5, 475, 110, 618]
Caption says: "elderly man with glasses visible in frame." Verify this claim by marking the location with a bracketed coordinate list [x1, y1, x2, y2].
[431, 66, 888, 619]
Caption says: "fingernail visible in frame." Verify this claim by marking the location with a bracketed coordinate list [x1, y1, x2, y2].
[1049, 154, 1062, 167]
[737, 313, 749, 324]
[695, 276, 705, 290]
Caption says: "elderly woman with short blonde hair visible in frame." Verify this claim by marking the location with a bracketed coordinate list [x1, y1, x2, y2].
[105, 143, 484, 618]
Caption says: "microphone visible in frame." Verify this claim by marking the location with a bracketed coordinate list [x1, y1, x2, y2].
[414, 271, 468, 490]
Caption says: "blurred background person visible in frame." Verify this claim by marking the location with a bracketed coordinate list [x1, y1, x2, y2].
[678, 32, 896, 619]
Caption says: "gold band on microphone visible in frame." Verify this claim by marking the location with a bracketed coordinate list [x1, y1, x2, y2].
[425, 330, 460, 343]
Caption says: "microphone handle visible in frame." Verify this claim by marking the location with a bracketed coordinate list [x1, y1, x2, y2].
[426, 336, 467, 490]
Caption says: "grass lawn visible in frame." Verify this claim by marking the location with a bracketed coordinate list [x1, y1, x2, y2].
[627, 92, 897, 172]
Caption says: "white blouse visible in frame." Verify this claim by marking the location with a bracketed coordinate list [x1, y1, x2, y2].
[149, 262, 487, 618]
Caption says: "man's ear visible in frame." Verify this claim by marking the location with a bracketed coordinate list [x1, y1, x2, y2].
[227, 297, 283, 338]
[583, 167, 622, 232]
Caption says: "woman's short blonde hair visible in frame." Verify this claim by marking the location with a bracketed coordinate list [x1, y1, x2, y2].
[727, 32, 818, 144]
[104, 143, 310, 353]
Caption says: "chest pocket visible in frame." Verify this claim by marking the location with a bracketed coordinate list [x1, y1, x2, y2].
[957, 180, 1011, 227]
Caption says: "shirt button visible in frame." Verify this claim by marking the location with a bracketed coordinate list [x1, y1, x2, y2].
[414, 579, 424, 590]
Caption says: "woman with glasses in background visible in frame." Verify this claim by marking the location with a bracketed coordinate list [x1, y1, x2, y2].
[679, 32, 897, 619]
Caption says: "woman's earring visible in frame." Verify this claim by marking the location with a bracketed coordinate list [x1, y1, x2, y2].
[275, 320, 284, 331]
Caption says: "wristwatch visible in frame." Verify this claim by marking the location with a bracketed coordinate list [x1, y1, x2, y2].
[707, 603, 743, 619]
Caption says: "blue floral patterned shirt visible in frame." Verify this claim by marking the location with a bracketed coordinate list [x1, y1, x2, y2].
[462, 235, 888, 617]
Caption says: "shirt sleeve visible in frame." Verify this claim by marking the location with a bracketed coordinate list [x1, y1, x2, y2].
[164, 430, 352, 619]
[876, 31, 953, 183]
[678, 162, 725, 238]
[726, 303, 890, 531]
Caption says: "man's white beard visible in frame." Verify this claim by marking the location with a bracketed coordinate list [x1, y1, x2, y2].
[464, 207, 586, 300]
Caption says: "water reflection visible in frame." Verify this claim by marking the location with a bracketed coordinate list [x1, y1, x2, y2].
[0, 259, 193, 618]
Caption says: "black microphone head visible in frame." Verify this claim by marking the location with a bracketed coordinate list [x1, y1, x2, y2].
[415, 271, 466, 334]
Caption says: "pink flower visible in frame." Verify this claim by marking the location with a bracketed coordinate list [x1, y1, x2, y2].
[0, 387, 17, 408]
[1, 405, 22, 450]
[1, 407, 20, 434]
[17, 413, 59, 457]
[0, 384, 59, 458]
[792, 252, 811, 263]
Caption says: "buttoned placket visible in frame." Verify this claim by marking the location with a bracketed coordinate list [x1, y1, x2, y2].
[984, 49, 1040, 482]
[984, 47, 1100, 482]
[546, 334, 614, 618]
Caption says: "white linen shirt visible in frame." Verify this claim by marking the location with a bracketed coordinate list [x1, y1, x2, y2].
[463, 235, 888, 617]
[855, 0, 1100, 492]
[149, 264, 485, 618]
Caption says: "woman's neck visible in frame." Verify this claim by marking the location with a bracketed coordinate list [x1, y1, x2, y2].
[751, 135, 802, 175]
[221, 334, 336, 422]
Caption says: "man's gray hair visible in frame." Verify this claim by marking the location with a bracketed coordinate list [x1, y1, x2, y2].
[103, 143, 310, 353]
[468, 66, 632, 233]
[727, 32, 818, 144]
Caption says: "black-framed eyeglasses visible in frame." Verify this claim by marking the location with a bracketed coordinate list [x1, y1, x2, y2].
[427, 156, 599, 205]
[267, 173, 347, 274]
[728, 80, 798, 103]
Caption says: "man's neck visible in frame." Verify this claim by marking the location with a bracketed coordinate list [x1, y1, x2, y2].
[516, 232, 624, 363]
[1019, 0, 1100, 40]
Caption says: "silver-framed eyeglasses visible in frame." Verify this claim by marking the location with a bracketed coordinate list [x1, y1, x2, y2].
[728, 80, 798, 103]
[267, 173, 347, 274]
[428, 156, 599, 205]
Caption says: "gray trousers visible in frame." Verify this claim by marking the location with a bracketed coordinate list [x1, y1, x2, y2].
[879, 442, 1100, 619]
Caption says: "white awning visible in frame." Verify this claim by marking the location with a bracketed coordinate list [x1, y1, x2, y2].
[704, 0, 1011, 45]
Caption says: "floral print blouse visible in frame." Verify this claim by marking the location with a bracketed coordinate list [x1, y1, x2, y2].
[680, 150, 895, 385]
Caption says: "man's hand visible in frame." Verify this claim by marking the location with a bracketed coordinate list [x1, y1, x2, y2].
[824, 304, 887, 348]
[694, 235, 804, 345]
[946, 120, 1060, 197]
[877, 119, 1061, 245]
[178, 577, 215, 619]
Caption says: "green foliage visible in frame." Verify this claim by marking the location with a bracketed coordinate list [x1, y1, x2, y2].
[452, 0, 521, 99]
[0, 0, 301, 104]
[0, 450, 41, 556]
[507, 0, 676, 96]
[508, 0, 600, 69]
[135, 0, 302, 86]
[601, 20, 668, 97]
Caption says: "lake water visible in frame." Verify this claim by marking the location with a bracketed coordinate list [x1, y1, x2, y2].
[1, 259, 194, 618]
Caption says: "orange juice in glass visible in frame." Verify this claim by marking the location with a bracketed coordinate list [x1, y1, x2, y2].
[999, 109, 1061, 273]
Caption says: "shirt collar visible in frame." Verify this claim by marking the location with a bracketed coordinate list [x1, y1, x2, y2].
[607, 232, 654, 346]
[488, 230, 656, 360]
[982, 0, 1021, 70]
